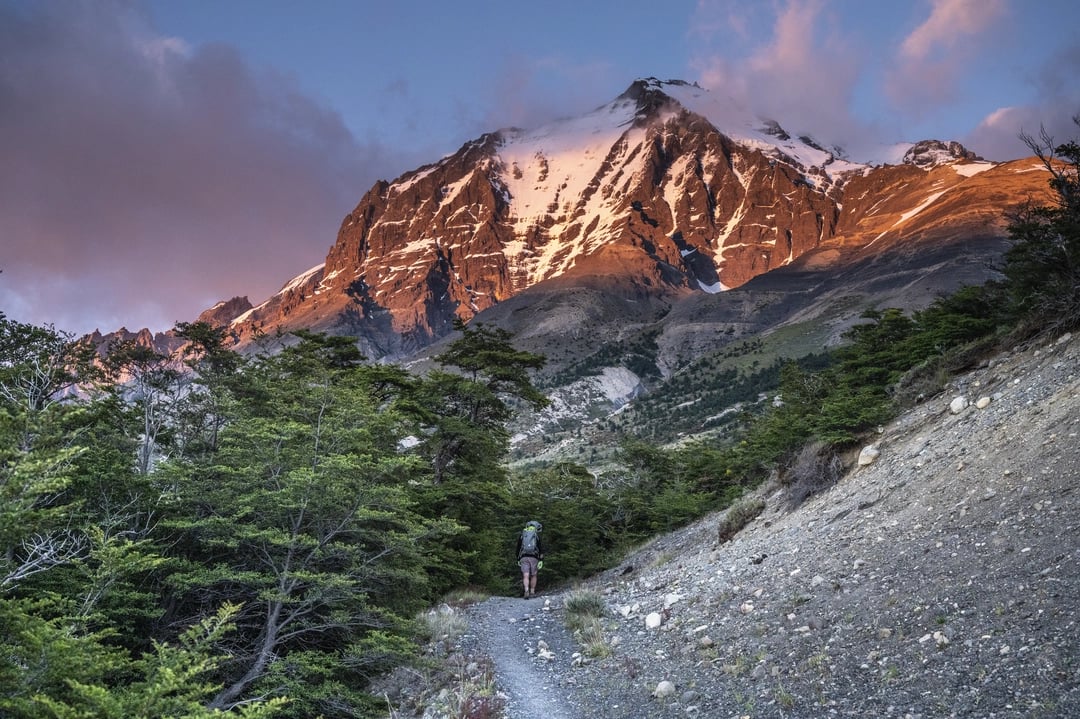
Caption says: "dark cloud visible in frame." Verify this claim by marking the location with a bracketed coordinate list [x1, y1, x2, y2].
[0, 2, 403, 335]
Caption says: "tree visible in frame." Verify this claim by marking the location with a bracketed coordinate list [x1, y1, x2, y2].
[507, 462, 614, 583]
[405, 321, 548, 590]
[1005, 117, 1080, 332]
[0, 316, 90, 589]
[100, 339, 187, 475]
[159, 333, 451, 715]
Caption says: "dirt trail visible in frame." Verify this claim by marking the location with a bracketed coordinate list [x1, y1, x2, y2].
[467, 595, 583, 719]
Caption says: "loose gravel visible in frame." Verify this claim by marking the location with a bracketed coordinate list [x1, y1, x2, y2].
[394, 332, 1080, 719]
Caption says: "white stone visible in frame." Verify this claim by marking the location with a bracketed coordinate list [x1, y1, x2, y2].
[653, 680, 677, 698]
[645, 612, 663, 629]
[950, 396, 969, 414]
[858, 444, 880, 466]
[976, 396, 992, 409]
[663, 592, 683, 609]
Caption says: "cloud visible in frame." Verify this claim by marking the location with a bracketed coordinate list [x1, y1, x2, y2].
[469, 54, 619, 138]
[0, 2, 402, 335]
[885, 0, 1007, 113]
[689, 0, 863, 149]
[964, 40, 1080, 160]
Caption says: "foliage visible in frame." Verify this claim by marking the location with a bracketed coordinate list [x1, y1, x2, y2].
[0, 317, 551, 716]
[716, 495, 766, 544]
[159, 333, 453, 715]
[506, 462, 614, 587]
[563, 588, 610, 658]
[411, 321, 549, 592]
[1003, 118, 1080, 333]
[32, 604, 287, 719]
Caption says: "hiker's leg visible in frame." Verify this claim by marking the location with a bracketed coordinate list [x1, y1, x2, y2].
[521, 571, 530, 595]
[529, 572, 537, 595]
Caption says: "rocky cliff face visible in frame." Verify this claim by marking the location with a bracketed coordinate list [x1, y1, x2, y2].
[193, 79, 1050, 365]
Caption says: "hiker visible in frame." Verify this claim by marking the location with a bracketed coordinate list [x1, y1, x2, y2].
[516, 520, 544, 598]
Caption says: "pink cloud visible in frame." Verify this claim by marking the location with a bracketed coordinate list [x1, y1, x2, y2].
[886, 0, 1007, 113]
[899, 0, 1005, 60]
[964, 40, 1080, 160]
[0, 2, 402, 335]
[690, 0, 862, 149]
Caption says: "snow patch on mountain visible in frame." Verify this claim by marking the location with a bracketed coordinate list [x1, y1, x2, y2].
[231, 263, 324, 325]
[658, 80, 869, 183]
[496, 97, 647, 283]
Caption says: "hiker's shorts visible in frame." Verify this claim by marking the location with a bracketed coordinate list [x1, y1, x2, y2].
[519, 556, 539, 577]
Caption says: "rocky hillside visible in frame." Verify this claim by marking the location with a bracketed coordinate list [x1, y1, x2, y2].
[385, 330, 1079, 718]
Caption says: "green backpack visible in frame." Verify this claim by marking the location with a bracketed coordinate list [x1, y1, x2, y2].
[519, 522, 541, 556]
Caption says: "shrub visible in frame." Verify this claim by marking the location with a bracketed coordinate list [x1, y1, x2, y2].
[564, 588, 611, 658]
[717, 495, 766, 544]
[564, 588, 607, 630]
[782, 442, 845, 509]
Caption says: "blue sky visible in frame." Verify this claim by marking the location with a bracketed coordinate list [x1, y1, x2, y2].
[2, 0, 1078, 335]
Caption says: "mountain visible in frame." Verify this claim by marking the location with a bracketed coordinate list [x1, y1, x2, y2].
[206, 79, 1047, 359]
[107, 77, 1052, 452]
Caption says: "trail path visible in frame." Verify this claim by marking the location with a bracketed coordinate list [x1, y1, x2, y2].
[466, 595, 583, 719]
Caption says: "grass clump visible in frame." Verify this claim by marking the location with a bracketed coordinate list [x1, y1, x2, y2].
[717, 495, 765, 544]
[564, 588, 612, 658]
[421, 604, 469, 648]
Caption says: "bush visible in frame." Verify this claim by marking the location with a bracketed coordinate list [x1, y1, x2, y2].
[717, 495, 766, 544]
[782, 442, 845, 509]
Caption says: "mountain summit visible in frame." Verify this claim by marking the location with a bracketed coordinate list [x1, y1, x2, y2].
[203, 78, 1046, 361]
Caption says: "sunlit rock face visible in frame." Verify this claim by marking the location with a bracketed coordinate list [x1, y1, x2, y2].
[206, 79, 1050, 360]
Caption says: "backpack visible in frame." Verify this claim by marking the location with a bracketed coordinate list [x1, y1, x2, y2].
[519, 526, 540, 557]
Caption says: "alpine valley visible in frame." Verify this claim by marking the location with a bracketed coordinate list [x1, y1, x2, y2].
[91, 78, 1055, 463]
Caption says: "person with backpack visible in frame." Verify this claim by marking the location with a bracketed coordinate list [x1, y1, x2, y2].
[516, 520, 544, 598]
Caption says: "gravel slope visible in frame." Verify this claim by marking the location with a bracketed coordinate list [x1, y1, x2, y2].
[393, 332, 1079, 718]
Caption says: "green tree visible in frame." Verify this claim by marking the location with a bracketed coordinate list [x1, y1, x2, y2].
[409, 321, 548, 591]
[507, 462, 614, 584]
[0, 318, 280, 718]
[1004, 117, 1080, 332]
[160, 332, 450, 715]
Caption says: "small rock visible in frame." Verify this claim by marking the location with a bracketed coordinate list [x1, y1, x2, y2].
[653, 680, 677, 698]
[950, 396, 969, 413]
[976, 396, 992, 409]
[858, 444, 880, 466]
[645, 612, 663, 629]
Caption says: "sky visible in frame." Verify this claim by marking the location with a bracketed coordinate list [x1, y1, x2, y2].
[2, 0, 1078, 336]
